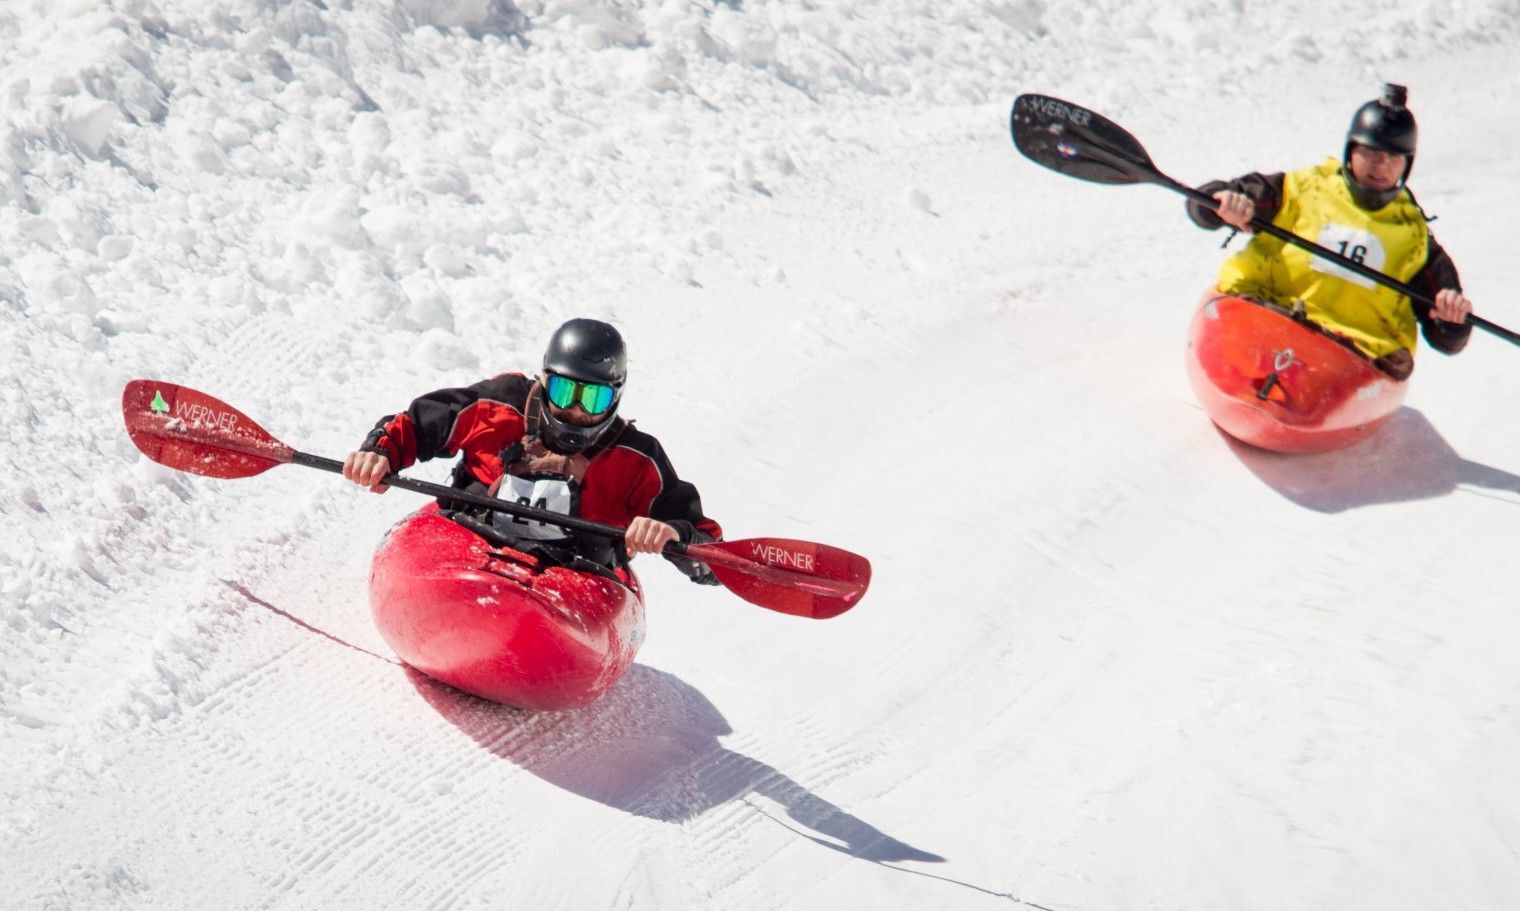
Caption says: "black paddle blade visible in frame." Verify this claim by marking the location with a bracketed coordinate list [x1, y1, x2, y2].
[1010, 93, 1158, 186]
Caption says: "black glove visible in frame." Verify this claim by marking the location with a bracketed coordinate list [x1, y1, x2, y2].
[678, 559, 720, 586]
[665, 520, 721, 585]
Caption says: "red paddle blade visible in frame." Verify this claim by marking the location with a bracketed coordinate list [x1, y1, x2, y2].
[687, 538, 871, 619]
[122, 380, 293, 479]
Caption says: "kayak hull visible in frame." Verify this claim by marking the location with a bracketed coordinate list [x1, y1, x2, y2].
[370, 505, 644, 711]
[1185, 295, 1407, 454]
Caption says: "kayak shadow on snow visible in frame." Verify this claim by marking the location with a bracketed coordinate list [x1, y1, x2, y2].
[408, 664, 945, 865]
[1224, 407, 1520, 512]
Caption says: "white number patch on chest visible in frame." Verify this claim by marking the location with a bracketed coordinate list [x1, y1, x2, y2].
[493, 475, 575, 541]
[1311, 223, 1386, 289]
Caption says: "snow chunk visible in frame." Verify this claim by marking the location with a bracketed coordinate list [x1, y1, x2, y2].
[417, 328, 479, 372]
[17, 216, 60, 245]
[212, 120, 252, 150]
[17, 252, 99, 316]
[399, 276, 456, 332]
[19, 485, 46, 513]
[58, 95, 119, 157]
[348, 111, 391, 152]
[402, 0, 497, 31]
[423, 244, 470, 277]
[491, 135, 538, 163]
[59, 534, 108, 586]
[904, 187, 935, 214]
[175, 129, 228, 176]
[97, 235, 134, 261]
[710, 16, 780, 67]
[359, 204, 426, 257]
[418, 164, 472, 198]
[280, 240, 326, 287]
[640, 46, 688, 92]
[293, 187, 369, 250]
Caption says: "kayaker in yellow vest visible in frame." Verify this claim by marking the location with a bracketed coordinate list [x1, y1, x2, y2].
[1185, 84, 1474, 380]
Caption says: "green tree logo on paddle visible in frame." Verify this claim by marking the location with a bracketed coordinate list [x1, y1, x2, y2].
[151, 391, 169, 414]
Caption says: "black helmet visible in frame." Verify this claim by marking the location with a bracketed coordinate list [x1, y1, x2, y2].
[542, 318, 627, 386]
[533, 318, 627, 455]
[1341, 83, 1417, 209]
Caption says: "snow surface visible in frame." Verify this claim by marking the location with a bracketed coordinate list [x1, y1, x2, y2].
[4, 1, 1520, 908]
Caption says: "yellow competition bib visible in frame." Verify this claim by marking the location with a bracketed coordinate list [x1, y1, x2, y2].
[1216, 158, 1430, 359]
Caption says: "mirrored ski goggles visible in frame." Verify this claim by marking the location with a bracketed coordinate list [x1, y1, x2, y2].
[544, 373, 617, 415]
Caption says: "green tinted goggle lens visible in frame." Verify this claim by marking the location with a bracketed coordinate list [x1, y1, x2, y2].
[545, 374, 616, 415]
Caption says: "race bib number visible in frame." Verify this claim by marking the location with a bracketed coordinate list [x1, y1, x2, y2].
[491, 475, 575, 542]
[1311, 223, 1385, 289]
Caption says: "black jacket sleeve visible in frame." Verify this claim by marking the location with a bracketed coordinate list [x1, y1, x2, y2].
[644, 448, 722, 585]
[357, 374, 530, 470]
[1186, 172, 1286, 230]
[1412, 236, 1472, 355]
[358, 385, 484, 470]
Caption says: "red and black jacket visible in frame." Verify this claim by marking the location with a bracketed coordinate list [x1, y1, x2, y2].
[360, 373, 722, 548]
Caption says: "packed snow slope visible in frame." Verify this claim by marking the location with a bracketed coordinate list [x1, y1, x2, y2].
[4, 1, 1520, 908]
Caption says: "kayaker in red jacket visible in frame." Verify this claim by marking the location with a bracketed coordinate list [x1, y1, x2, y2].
[1185, 84, 1474, 380]
[342, 318, 721, 583]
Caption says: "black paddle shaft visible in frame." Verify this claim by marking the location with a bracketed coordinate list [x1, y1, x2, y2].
[292, 451, 694, 557]
[1009, 93, 1520, 347]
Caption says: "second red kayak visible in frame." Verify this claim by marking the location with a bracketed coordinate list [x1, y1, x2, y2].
[1185, 294, 1407, 453]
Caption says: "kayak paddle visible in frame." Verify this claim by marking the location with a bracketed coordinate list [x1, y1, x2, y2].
[122, 379, 871, 619]
[1008, 93, 1520, 347]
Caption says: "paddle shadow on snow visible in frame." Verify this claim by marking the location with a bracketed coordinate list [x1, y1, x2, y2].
[409, 664, 944, 865]
[1224, 407, 1520, 513]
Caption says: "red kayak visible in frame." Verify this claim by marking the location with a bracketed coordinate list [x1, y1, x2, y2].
[369, 504, 644, 711]
[1185, 294, 1407, 453]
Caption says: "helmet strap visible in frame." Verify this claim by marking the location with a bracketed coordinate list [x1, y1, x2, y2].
[525, 379, 545, 441]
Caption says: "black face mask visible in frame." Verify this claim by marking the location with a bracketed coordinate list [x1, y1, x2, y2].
[1341, 164, 1403, 212]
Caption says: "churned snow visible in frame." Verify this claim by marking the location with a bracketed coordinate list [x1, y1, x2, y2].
[4, 1, 1520, 908]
